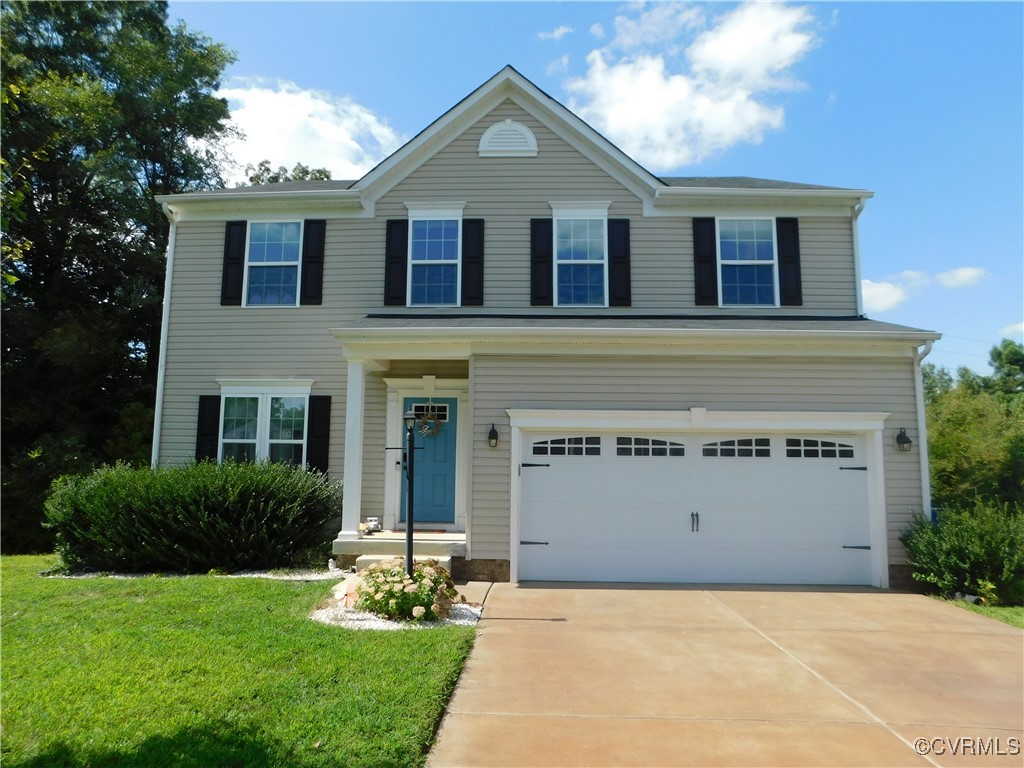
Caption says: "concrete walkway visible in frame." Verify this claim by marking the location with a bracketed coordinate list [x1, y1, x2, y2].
[428, 584, 1024, 767]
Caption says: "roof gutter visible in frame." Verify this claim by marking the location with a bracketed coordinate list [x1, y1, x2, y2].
[913, 340, 936, 516]
[852, 198, 867, 315]
[653, 186, 874, 208]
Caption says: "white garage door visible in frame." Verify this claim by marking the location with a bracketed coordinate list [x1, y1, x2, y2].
[519, 432, 873, 584]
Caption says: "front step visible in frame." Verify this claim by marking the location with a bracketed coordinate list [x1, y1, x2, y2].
[355, 554, 452, 573]
[333, 532, 467, 558]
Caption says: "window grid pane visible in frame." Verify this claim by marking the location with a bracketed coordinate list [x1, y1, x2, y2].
[721, 264, 774, 306]
[410, 263, 457, 305]
[410, 218, 459, 306]
[702, 437, 771, 458]
[247, 265, 298, 305]
[223, 397, 259, 440]
[249, 221, 301, 263]
[555, 217, 606, 307]
[557, 264, 604, 305]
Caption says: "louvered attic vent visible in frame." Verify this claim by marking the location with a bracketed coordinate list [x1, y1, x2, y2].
[478, 119, 538, 157]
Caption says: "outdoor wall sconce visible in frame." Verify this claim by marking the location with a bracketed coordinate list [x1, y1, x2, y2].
[487, 423, 499, 448]
[896, 427, 913, 452]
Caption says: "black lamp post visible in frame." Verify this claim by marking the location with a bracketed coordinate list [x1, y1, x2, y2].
[403, 410, 417, 578]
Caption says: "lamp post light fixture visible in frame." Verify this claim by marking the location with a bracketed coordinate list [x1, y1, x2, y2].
[403, 409, 416, 577]
[896, 427, 913, 453]
[488, 423, 499, 448]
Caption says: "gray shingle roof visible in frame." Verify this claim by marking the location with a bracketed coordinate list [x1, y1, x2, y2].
[659, 177, 855, 191]
[345, 314, 937, 337]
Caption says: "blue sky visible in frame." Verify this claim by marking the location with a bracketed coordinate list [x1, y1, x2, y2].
[169, 1, 1023, 374]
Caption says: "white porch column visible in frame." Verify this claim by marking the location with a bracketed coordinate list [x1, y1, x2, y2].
[336, 359, 366, 542]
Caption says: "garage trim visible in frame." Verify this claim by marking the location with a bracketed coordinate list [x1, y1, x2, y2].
[506, 408, 890, 587]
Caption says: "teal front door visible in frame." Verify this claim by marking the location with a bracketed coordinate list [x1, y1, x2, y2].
[401, 397, 457, 525]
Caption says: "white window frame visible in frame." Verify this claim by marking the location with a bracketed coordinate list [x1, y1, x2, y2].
[716, 217, 780, 308]
[216, 379, 313, 463]
[551, 203, 610, 308]
[242, 220, 303, 308]
[405, 205, 465, 307]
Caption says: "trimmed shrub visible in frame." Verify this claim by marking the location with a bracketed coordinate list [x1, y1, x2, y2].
[356, 558, 462, 621]
[901, 501, 1024, 605]
[45, 461, 342, 573]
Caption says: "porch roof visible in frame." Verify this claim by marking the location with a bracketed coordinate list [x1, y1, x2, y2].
[330, 315, 940, 366]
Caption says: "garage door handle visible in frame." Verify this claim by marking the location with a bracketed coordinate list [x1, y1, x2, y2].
[839, 466, 868, 471]
[842, 545, 871, 550]
[521, 463, 551, 468]
[521, 540, 549, 545]
[691, 511, 699, 532]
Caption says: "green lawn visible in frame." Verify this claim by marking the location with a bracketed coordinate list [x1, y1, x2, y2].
[1, 555, 475, 768]
[953, 600, 1024, 628]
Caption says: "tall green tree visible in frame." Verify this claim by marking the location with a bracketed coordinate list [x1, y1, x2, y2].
[242, 160, 332, 186]
[923, 340, 1024, 509]
[1, 1, 235, 551]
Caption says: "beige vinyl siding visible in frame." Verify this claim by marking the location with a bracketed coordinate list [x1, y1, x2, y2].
[797, 217, 858, 312]
[470, 354, 922, 564]
[371, 100, 858, 314]
[375, 99, 643, 311]
[158, 221, 350, 482]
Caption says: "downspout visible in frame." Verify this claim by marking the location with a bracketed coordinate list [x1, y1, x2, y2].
[851, 198, 867, 316]
[150, 205, 178, 468]
[913, 340, 934, 517]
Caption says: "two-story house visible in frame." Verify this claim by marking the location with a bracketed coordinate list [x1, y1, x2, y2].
[152, 66, 939, 588]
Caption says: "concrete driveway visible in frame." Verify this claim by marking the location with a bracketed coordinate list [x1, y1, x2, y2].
[428, 584, 1023, 767]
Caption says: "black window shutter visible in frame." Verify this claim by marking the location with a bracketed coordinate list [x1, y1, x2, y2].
[195, 395, 221, 461]
[692, 217, 718, 306]
[776, 218, 803, 306]
[608, 219, 631, 307]
[461, 219, 485, 306]
[300, 219, 326, 305]
[384, 219, 409, 306]
[530, 218, 553, 306]
[221, 221, 247, 306]
[306, 395, 331, 473]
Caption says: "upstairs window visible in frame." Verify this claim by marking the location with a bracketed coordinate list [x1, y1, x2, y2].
[409, 218, 461, 306]
[555, 218, 607, 306]
[221, 220, 326, 308]
[246, 221, 302, 306]
[693, 218, 801, 308]
[718, 219, 777, 306]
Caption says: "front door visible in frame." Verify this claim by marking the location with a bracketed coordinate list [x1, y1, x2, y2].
[400, 397, 457, 525]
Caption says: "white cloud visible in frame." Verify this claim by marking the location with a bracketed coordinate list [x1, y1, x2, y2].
[611, 3, 702, 50]
[538, 25, 573, 42]
[1000, 321, 1024, 338]
[590, 23, 605, 39]
[892, 269, 932, 290]
[935, 266, 990, 288]
[547, 54, 571, 77]
[688, 3, 818, 91]
[861, 279, 909, 313]
[218, 78, 403, 185]
[861, 265, 992, 313]
[564, 2, 820, 170]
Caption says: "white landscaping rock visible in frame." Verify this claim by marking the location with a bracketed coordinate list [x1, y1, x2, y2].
[310, 601, 482, 631]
